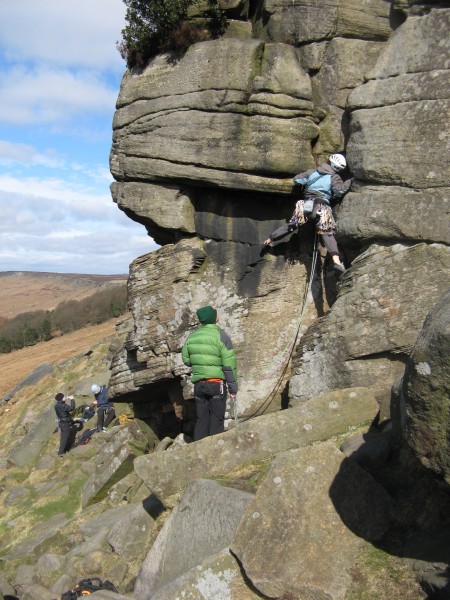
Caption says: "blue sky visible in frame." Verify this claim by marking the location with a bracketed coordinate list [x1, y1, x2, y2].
[0, 0, 157, 275]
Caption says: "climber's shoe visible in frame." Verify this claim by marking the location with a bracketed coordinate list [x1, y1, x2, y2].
[333, 263, 346, 274]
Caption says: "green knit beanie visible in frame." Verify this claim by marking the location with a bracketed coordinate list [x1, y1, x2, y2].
[196, 305, 217, 324]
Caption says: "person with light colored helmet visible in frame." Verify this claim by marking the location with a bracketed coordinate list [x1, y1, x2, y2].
[264, 153, 353, 274]
[329, 153, 347, 172]
[91, 383, 115, 432]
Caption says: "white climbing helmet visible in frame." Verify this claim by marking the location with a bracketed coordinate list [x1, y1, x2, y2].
[329, 153, 346, 171]
[91, 384, 100, 394]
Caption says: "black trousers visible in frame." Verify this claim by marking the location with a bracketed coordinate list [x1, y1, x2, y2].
[270, 222, 340, 256]
[58, 422, 76, 455]
[193, 381, 227, 442]
[96, 406, 116, 431]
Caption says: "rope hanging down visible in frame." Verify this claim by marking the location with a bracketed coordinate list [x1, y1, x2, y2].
[232, 234, 319, 424]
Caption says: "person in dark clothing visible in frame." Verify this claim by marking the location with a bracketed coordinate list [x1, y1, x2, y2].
[182, 305, 238, 442]
[91, 383, 115, 432]
[54, 392, 76, 456]
[264, 153, 353, 273]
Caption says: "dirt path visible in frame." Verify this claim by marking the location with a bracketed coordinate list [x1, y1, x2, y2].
[0, 319, 119, 396]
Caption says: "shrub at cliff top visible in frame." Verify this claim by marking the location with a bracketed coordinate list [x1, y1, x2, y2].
[118, 0, 228, 68]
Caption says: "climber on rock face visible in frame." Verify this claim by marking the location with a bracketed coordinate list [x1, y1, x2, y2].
[91, 383, 115, 432]
[264, 153, 354, 274]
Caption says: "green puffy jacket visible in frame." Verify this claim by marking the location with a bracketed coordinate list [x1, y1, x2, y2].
[181, 324, 238, 393]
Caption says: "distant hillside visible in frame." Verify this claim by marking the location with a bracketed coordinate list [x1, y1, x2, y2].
[0, 271, 128, 320]
[0, 317, 121, 396]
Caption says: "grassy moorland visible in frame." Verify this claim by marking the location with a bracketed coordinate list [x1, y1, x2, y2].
[0, 272, 129, 397]
[0, 271, 127, 319]
[0, 318, 121, 397]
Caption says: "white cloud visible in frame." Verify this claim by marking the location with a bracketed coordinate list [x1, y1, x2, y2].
[0, 0, 160, 275]
[0, 140, 65, 168]
[0, 173, 85, 197]
[0, 186, 157, 275]
[0, 0, 126, 127]
[0, 66, 118, 126]
[0, 0, 126, 72]
[0, 140, 115, 187]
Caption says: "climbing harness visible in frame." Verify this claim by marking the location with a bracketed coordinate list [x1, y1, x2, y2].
[294, 199, 336, 234]
[294, 170, 323, 221]
[236, 233, 319, 424]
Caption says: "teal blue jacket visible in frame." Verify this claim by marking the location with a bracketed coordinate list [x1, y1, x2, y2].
[182, 324, 238, 393]
[293, 162, 353, 205]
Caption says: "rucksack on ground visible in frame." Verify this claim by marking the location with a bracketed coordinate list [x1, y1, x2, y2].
[74, 428, 96, 446]
[61, 577, 118, 599]
[82, 405, 95, 420]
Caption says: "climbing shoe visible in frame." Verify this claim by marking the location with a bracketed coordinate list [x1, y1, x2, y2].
[333, 263, 346, 274]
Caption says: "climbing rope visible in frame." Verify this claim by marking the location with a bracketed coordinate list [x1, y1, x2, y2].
[233, 233, 319, 425]
[118, 414, 134, 425]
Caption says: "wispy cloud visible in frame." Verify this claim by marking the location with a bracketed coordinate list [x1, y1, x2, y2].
[0, 140, 65, 168]
[0, 0, 156, 275]
[0, 66, 118, 126]
[0, 0, 124, 129]
[0, 184, 156, 274]
[0, 0, 125, 71]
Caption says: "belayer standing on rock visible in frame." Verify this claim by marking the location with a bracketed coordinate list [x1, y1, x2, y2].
[91, 383, 115, 432]
[264, 153, 353, 274]
[182, 306, 238, 442]
[54, 392, 76, 456]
